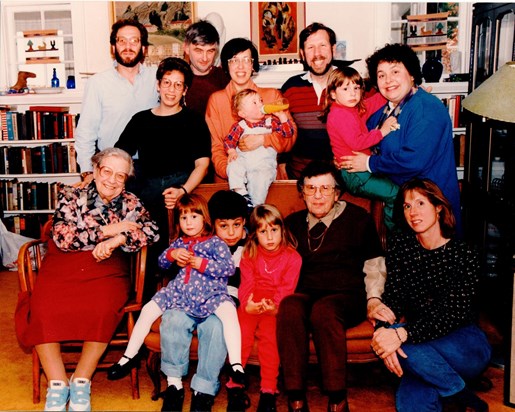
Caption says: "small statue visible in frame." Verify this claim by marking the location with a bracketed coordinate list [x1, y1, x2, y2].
[10, 71, 36, 93]
[50, 40, 57, 50]
[38, 41, 47, 50]
[26, 39, 34, 52]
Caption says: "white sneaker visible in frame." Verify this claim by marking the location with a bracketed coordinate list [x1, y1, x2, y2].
[69, 377, 91, 411]
[44, 380, 69, 412]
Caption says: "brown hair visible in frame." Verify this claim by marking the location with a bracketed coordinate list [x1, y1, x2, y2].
[172, 194, 213, 239]
[243, 204, 297, 259]
[231, 88, 259, 119]
[320, 67, 365, 123]
[395, 178, 456, 238]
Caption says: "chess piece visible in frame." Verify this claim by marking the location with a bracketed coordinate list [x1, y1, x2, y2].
[10, 71, 36, 92]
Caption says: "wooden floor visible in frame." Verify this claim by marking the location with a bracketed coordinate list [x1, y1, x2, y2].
[0, 268, 512, 411]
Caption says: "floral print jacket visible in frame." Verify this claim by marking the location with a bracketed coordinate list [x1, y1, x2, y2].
[52, 183, 159, 252]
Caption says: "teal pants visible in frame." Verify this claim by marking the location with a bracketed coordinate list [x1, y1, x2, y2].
[340, 170, 399, 233]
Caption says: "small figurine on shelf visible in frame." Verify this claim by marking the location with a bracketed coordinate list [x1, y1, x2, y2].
[50, 40, 58, 50]
[9, 71, 36, 93]
[38, 41, 47, 50]
[26, 40, 34, 52]
[51, 68, 60, 88]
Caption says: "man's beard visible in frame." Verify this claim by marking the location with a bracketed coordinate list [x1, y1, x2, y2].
[307, 59, 333, 77]
[114, 48, 144, 68]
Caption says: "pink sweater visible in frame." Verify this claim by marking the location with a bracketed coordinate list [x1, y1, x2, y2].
[327, 93, 387, 158]
[239, 245, 301, 307]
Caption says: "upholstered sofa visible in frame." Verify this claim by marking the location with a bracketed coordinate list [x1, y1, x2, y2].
[143, 181, 385, 400]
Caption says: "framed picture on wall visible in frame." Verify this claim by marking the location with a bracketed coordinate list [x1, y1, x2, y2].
[110, 2, 196, 65]
[250, 2, 305, 63]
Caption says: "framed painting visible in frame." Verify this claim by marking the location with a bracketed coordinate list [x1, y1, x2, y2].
[110, 2, 196, 65]
[250, 2, 305, 62]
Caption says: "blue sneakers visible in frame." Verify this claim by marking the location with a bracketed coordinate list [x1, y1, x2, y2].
[44, 380, 69, 412]
[69, 377, 91, 411]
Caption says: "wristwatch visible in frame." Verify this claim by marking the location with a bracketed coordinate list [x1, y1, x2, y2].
[80, 171, 93, 181]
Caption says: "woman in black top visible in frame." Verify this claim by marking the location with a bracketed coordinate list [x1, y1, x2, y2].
[116, 57, 211, 263]
[370, 178, 491, 412]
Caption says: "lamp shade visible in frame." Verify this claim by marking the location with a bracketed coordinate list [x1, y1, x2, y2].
[462, 61, 515, 123]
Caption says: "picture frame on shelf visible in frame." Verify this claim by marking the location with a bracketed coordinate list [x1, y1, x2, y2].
[250, 2, 305, 63]
[110, 2, 196, 65]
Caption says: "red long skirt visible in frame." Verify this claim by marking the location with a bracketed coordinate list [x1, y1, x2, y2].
[18, 240, 130, 347]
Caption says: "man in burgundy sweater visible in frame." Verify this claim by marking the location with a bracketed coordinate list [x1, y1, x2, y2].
[183, 20, 229, 117]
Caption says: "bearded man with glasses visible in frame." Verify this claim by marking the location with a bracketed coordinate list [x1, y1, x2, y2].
[76, 19, 159, 186]
[277, 160, 386, 412]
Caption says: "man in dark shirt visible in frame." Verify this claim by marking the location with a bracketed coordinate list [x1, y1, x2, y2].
[277, 161, 385, 412]
[183, 20, 229, 116]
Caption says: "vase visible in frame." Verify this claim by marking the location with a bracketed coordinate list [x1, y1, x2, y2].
[422, 58, 443, 83]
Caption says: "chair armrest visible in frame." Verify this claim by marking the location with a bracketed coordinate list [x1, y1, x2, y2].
[17, 239, 46, 293]
[123, 301, 143, 313]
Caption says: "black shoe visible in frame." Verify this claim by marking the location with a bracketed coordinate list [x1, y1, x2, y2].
[226, 386, 250, 412]
[257, 392, 277, 412]
[288, 398, 310, 412]
[327, 398, 349, 412]
[230, 363, 246, 386]
[190, 391, 215, 412]
[161, 385, 184, 412]
[107, 354, 139, 380]
[444, 387, 488, 412]
[242, 194, 254, 214]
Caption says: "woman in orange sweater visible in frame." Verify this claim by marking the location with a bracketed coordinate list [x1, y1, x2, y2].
[206, 38, 297, 181]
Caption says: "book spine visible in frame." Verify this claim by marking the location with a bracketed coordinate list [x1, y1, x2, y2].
[5, 112, 14, 141]
[68, 142, 77, 173]
[0, 110, 7, 140]
[40, 145, 48, 173]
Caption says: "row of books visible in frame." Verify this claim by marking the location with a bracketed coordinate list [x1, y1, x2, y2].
[1, 214, 49, 238]
[440, 95, 466, 129]
[0, 106, 79, 141]
[0, 179, 60, 212]
[0, 142, 77, 175]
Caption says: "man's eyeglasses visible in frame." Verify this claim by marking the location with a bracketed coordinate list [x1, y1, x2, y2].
[302, 185, 336, 196]
[98, 166, 128, 184]
[116, 37, 141, 46]
[228, 57, 254, 66]
[160, 79, 185, 90]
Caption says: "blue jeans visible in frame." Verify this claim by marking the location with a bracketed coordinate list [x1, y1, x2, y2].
[160, 309, 227, 396]
[396, 324, 491, 412]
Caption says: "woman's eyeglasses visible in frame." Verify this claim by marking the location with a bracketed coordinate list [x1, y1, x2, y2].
[228, 57, 254, 66]
[302, 185, 335, 196]
[115, 37, 141, 46]
[160, 79, 185, 90]
[98, 166, 128, 184]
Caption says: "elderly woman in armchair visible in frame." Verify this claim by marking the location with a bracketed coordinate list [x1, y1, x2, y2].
[15, 148, 159, 412]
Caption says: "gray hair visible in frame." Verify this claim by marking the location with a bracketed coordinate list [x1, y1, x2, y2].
[91, 148, 135, 177]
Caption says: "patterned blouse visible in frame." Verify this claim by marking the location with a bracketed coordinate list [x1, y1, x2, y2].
[52, 183, 159, 252]
[155, 235, 235, 318]
[382, 232, 480, 344]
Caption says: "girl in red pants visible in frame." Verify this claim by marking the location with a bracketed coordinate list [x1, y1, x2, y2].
[238, 204, 302, 412]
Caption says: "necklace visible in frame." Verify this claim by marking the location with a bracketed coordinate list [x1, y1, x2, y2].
[264, 260, 278, 274]
[307, 225, 330, 253]
[306, 208, 338, 253]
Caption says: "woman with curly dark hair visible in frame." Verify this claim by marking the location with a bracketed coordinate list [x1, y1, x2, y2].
[339, 43, 462, 235]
